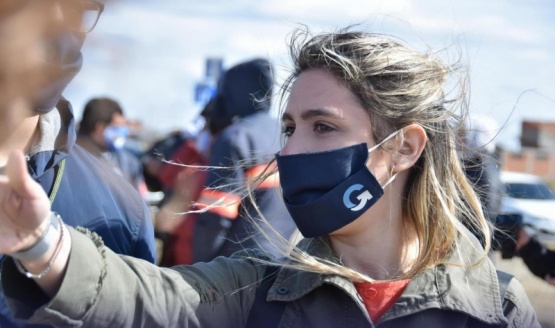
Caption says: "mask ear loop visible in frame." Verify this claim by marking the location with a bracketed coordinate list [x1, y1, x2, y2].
[367, 128, 403, 188]
[382, 172, 398, 188]
[367, 129, 402, 153]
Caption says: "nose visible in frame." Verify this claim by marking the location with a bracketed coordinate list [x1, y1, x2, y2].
[279, 136, 303, 156]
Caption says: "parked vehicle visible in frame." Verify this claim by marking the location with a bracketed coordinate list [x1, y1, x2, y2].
[499, 171, 555, 242]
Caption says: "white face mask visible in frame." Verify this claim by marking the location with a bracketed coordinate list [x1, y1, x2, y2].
[103, 125, 129, 151]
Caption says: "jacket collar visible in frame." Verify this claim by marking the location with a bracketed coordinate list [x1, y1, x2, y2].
[27, 98, 76, 179]
[267, 234, 508, 325]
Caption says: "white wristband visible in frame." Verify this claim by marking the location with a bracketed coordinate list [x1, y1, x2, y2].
[11, 212, 60, 262]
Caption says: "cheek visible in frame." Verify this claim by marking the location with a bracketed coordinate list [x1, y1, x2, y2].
[366, 151, 394, 184]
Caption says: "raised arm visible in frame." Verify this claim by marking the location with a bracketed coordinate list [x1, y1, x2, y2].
[0, 150, 70, 297]
[1, 151, 267, 327]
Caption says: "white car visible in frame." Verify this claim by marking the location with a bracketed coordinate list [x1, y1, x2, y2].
[499, 171, 555, 242]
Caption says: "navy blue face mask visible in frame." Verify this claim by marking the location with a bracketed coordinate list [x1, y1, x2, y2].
[276, 132, 399, 238]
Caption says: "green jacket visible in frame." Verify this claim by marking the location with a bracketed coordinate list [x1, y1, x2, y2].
[3, 227, 539, 327]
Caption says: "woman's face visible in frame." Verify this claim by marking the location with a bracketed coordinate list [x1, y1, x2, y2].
[281, 68, 408, 238]
[281, 68, 375, 156]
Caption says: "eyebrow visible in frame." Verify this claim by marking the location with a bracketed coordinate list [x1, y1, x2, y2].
[281, 108, 344, 122]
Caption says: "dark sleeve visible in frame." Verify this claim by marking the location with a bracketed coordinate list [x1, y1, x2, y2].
[519, 237, 555, 279]
[192, 211, 233, 263]
[193, 132, 244, 263]
[1, 257, 50, 321]
[204, 131, 244, 188]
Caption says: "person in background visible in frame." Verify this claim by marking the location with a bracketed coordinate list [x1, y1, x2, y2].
[460, 116, 555, 285]
[460, 114, 504, 251]
[78, 97, 148, 196]
[516, 227, 555, 285]
[140, 118, 204, 196]
[192, 58, 296, 262]
[155, 99, 215, 266]
[0, 28, 539, 327]
[461, 114, 503, 226]
[495, 212, 555, 286]
[0, 1, 156, 327]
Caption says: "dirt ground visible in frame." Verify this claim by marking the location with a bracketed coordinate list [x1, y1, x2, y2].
[494, 251, 555, 327]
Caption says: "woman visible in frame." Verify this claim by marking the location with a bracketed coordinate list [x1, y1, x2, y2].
[0, 28, 539, 327]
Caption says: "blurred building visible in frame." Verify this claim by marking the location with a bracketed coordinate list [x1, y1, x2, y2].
[501, 121, 555, 183]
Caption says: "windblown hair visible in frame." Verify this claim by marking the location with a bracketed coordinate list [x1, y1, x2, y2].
[184, 27, 490, 282]
[244, 27, 491, 282]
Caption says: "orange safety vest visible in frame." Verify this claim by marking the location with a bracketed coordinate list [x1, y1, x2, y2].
[196, 163, 279, 219]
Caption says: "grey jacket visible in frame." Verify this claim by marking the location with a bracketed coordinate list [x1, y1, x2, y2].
[3, 228, 539, 328]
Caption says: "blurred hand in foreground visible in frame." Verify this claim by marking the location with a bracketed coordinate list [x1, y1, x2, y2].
[0, 151, 51, 255]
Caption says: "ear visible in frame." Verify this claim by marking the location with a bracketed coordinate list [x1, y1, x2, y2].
[91, 122, 106, 140]
[94, 122, 107, 133]
[392, 124, 427, 173]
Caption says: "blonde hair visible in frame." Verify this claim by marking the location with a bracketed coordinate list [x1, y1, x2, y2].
[205, 27, 491, 283]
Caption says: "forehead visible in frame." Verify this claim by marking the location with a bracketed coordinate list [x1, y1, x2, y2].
[11, 0, 90, 16]
[284, 68, 368, 120]
[0, 0, 74, 26]
[111, 113, 126, 125]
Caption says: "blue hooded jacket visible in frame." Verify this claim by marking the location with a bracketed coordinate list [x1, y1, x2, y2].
[192, 58, 296, 262]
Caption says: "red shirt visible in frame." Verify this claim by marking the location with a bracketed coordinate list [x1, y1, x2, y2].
[354, 279, 410, 323]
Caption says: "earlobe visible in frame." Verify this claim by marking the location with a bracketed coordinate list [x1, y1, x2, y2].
[393, 124, 427, 172]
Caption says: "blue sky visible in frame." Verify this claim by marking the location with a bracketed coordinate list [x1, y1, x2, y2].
[65, 0, 555, 150]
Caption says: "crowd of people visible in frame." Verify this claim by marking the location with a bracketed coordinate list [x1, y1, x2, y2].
[0, 0, 552, 327]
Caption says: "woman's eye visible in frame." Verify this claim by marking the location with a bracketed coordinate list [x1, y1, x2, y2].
[314, 123, 335, 134]
[281, 125, 295, 137]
